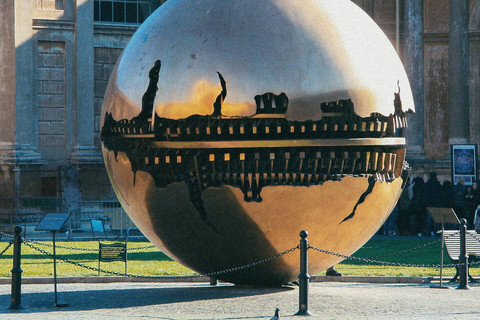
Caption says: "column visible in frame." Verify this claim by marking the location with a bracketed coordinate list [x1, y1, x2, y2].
[15, 0, 42, 162]
[403, 0, 425, 159]
[71, 0, 101, 164]
[0, 1, 43, 199]
[0, 0, 16, 153]
[469, 1, 480, 148]
[0, 0, 17, 197]
[448, 0, 470, 145]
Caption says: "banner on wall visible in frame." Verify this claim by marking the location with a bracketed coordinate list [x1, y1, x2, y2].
[451, 144, 478, 186]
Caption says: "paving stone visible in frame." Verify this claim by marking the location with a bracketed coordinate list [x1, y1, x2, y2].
[1, 281, 480, 320]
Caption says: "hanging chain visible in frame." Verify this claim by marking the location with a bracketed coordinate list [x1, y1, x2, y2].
[365, 231, 460, 259]
[0, 241, 13, 256]
[24, 239, 156, 252]
[0, 231, 14, 239]
[23, 241, 298, 279]
[9, 228, 480, 277]
[308, 244, 478, 268]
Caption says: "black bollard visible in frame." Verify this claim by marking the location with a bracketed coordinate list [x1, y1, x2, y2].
[457, 218, 470, 290]
[9, 226, 23, 310]
[295, 230, 312, 316]
[209, 277, 218, 286]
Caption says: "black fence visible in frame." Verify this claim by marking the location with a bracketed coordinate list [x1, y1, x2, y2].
[0, 198, 137, 239]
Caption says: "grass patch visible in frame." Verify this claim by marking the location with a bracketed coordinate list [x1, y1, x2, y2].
[0, 237, 477, 279]
[335, 237, 478, 278]
[0, 239, 195, 278]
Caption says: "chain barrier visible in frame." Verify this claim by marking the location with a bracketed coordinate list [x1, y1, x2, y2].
[8, 228, 480, 278]
[308, 244, 480, 268]
[24, 239, 156, 252]
[0, 231, 14, 239]
[364, 231, 460, 259]
[23, 241, 299, 279]
[365, 238, 440, 259]
[0, 241, 13, 256]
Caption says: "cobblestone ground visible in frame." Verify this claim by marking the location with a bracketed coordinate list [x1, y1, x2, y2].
[1, 282, 480, 320]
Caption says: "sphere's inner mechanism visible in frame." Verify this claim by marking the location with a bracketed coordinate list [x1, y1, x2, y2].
[102, 60, 409, 227]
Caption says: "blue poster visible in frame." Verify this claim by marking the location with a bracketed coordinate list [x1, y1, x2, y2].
[452, 145, 477, 185]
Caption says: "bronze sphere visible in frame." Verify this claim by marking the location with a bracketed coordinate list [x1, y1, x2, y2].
[101, 0, 414, 286]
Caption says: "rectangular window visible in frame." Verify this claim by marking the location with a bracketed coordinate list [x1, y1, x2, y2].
[94, 1, 100, 21]
[56, 0, 64, 10]
[101, 1, 113, 22]
[125, 2, 138, 23]
[113, 1, 125, 22]
[94, 0, 160, 24]
[36, 0, 65, 10]
[41, 177, 58, 198]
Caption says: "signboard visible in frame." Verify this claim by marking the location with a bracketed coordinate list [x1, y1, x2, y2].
[35, 213, 71, 232]
[426, 207, 460, 224]
[99, 242, 126, 262]
[451, 144, 478, 186]
[98, 241, 127, 276]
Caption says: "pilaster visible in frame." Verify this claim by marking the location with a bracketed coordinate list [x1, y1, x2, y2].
[15, 0, 39, 155]
[0, 1, 44, 198]
[0, 0, 16, 148]
[71, 0, 102, 164]
[469, 1, 480, 150]
[403, 0, 425, 160]
[448, 0, 470, 145]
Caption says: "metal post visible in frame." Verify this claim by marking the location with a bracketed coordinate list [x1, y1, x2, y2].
[124, 238, 128, 276]
[457, 218, 470, 290]
[53, 231, 59, 305]
[439, 218, 445, 287]
[209, 277, 218, 286]
[52, 231, 69, 307]
[98, 241, 101, 277]
[9, 226, 23, 310]
[295, 230, 312, 316]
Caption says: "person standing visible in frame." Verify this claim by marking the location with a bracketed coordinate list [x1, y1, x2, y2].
[454, 177, 468, 223]
[423, 172, 443, 235]
[474, 204, 480, 233]
[441, 180, 455, 208]
[465, 181, 480, 228]
[409, 176, 425, 236]
[441, 180, 456, 230]
[397, 178, 412, 235]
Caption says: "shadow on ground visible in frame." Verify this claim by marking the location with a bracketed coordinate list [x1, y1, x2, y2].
[0, 284, 294, 313]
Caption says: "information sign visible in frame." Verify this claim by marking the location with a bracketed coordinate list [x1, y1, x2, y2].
[98, 241, 128, 276]
[35, 213, 71, 232]
[99, 242, 127, 262]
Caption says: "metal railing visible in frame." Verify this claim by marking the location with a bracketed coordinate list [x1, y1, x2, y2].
[68, 200, 137, 237]
[0, 197, 14, 227]
[0, 197, 138, 239]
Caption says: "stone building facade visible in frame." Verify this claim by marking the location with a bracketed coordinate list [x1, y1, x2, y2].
[0, 0, 479, 206]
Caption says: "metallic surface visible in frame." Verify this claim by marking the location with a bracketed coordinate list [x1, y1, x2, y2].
[101, 0, 414, 285]
[149, 137, 406, 149]
[103, 0, 414, 122]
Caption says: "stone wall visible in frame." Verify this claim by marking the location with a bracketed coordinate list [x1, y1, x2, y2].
[37, 41, 67, 160]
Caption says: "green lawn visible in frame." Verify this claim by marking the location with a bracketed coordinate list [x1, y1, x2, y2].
[335, 237, 466, 278]
[0, 237, 477, 279]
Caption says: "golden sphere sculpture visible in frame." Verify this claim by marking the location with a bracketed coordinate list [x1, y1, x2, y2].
[101, 0, 414, 286]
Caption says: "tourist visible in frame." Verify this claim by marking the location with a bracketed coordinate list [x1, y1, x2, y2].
[408, 177, 425, 236]
[423, 172, 443, 235]
[465, 181, 480, 228]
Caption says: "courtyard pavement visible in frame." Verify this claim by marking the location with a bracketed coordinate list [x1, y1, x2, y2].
[1, 280, 479, 320]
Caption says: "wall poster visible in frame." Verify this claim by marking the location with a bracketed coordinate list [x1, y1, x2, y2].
[451, 144, 478, 186]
